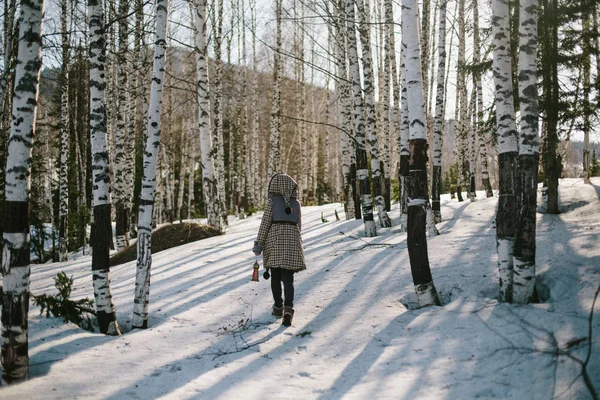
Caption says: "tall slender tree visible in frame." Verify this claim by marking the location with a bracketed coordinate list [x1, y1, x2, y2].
[473, 0, 493, 197]
[356, 0, 391, 228]
[114, 0, 131, 251]
[58, 0, 70, 261]
[402, 0, 440, 307]
[432, 0, 447, 224]
[132, 0, 169, 329]
[89, 0, 121, 335]
[334, 0, 356, 220]
[492, 0, 519, 302]
[539, 0, 560, 214]
[194, 0, 222, 230]
[346, 0, 376, 236]
[1, 0, 45, 383]
[513, 0, 539, 303]
[267, 0, 283, 179]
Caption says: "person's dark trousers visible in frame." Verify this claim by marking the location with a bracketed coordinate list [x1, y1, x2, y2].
[270, 268, 294, 308]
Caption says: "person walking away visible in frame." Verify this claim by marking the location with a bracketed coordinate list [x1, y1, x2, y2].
[253, 173, 306, 326]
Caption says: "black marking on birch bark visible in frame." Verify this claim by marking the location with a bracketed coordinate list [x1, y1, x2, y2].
[92, 204, 112, 271]
[96, 310, 117, 334]
[407, 204, 433, 285]
[4, 201, 29, 233]
[514, 154, 539, 260]
[496, 151, 518, 236]
[1, 290, 30, 382]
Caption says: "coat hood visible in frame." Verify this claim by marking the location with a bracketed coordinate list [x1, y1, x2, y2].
[268, 173, 298, 205]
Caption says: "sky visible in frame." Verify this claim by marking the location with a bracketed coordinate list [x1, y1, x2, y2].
[0, 177, 599, 399]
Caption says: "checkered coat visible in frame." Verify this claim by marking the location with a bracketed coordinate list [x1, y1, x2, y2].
[254, 173, 306, 272]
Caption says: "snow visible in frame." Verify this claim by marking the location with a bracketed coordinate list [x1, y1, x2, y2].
[1, 178, 599, 399]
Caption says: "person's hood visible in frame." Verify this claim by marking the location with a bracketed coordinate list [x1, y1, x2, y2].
[268, 173, 298, 205]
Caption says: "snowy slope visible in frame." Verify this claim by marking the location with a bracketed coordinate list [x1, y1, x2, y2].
[0, 178, 598, 399]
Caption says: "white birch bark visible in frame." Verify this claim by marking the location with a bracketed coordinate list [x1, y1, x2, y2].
[402, 0, 440, 307]
[177, 123, 187, 221]
[133, 0, 169, 329]
[456, 0, 467, 202]
[251, 0, 260, 208]
[194, 0, 221, 230]
[114, 0, 130, 251]
[89, 0, 120, 336]
[399, 55, 410, 231]
[58, 0, 70, 261]
[1, 0, 44, 383]
[356, 0, 391, 228]
[347, 0, 376, 236]
[492, 0, 519, 303]
[267, 0, 283, 180]
[513, 0, 539, 303]
[431, 0, 447, 224]
[187, 130, 195, 221]
[474, 0, 493, 197]
[334, 0, 355, 220]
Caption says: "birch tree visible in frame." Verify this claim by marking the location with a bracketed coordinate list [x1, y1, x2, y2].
[402, 0, 440, 307]
[473, 0, 493, 197]
[431, 0, 447, 224]
[250, 0, 260, 207]
[211, 0, 227, 225]
[132, 0, 169, 329]
[513, 0, 539, 303]
[267, 0, 283, 178]
[334, 0, 356, 220]
[114, 0, 131, 251]
[347, 0, 376, 236]
[1, 0, 44, 383]
[492, 0, 519, 303]
[456, 0, 467, 202]
[58, 0, 70, 261]
[88, 0, 121, 335]
[356, 0, 391, 228]
[194, 0, 222, 230]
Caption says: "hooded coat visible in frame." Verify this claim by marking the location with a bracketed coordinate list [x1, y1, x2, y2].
[254, 173, 306, 272]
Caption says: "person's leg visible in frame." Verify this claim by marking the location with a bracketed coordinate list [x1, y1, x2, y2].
[270, 268, 283, 308]
[281, 269, 295, 308]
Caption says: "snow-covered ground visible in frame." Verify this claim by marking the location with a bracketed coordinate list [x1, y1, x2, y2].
[1, 178, 599, 399]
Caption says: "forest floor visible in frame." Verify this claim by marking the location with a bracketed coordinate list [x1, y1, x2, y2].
[0, 178, 598, 399]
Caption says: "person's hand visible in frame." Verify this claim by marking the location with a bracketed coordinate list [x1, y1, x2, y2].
[252, 241, 262, 256]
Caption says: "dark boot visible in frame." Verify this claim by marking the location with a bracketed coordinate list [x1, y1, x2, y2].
[272, 305, 283, 318]
[282, 306, 294, 326]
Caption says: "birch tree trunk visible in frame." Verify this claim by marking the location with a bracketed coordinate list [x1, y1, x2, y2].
[267, 0, 283, 180]
[212, 0, 227, 226]
[473, 0, 493, 197]
[347, 0, 376, 236]
[88, 0, 121, 335]
[513, 0, 539, 303]
[251, 0, 260, 208]
[132, 0, 169, 329]
[492, 0, 519, 303]
[334, 0, 356, 220]
[114, 0, 130, 251]
[456, 0, 466, 203]
[187, 132, 195, 220]
[431, 0, 447, 224]
[1, 0, 44, 383]
[582, 7, 591, 184]
[356, 0, 391, 228]
[384, 0, 398, 213]
[58, 0, 70, 261]
[399, 57, 410, 230]
[402, 0, 440, 307]
[194, 0, 222, 230]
